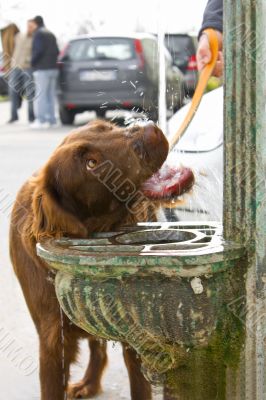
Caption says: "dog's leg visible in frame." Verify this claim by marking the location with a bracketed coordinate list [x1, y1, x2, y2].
[38, 315, 79, 400]
[67, 337, 108, 399]
[122, 344, 152, 400]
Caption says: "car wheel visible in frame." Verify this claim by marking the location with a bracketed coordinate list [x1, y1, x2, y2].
[59, 106, 75, 125]
[147, 109, 158, 123]
[96, 109, 106, 119]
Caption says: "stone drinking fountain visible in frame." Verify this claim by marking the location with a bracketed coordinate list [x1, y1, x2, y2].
[37, 1, 266, 398]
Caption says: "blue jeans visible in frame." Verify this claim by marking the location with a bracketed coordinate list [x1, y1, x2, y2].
[33, 69, 58, 124]
[9, 68, 35, 122]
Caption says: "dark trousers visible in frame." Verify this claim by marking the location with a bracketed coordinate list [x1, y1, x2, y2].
[9, 68, 35, 122]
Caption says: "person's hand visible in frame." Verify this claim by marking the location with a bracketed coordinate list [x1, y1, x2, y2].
[197, 30, 224, 77]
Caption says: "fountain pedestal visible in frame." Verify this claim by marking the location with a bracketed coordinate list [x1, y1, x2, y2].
[37, 222, 246, 399]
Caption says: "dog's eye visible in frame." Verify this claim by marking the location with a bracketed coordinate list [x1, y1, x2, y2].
[86, 159, 97, 170]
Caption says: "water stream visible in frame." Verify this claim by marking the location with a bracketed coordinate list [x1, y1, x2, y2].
[59, 306, 67, 400]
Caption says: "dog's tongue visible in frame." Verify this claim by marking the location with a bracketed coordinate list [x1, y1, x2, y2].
[141, 164, 194, 200]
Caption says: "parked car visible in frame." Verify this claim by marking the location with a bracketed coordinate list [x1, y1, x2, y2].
[0, 52, 8, 95]
[164, 33, 198, 96]
[57, 33, 185, 124]
[165, 87, 223, 222]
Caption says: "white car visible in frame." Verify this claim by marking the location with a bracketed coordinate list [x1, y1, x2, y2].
[165, 87, 223, 221]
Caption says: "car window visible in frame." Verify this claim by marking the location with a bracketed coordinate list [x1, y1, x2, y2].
[141, 38, 159, 80]
[141, 38, 158, 64]
[165, 35, 194, 53]
[164, 48, 174, 67]
[67, 38, 135, 61]
[165, 35, 195, 67]
[141, 39, 173, 68]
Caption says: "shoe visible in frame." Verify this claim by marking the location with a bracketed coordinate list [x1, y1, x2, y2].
[7, 118, 18, 124]
[30, 121, 50, 129]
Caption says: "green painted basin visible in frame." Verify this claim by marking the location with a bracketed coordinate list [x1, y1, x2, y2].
[37, 222, 246, 388]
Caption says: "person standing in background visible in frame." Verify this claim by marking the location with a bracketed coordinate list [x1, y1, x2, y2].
[8, 20, 35, 123]
[30, 16, 59, 129]
[197, 0, 224, 77]
[0, 21, 19, 72]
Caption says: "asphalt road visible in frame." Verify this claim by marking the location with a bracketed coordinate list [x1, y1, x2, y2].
[0, 101, 139, 400]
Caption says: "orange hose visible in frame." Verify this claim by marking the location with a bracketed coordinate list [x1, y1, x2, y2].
[169, 28, 219, 150]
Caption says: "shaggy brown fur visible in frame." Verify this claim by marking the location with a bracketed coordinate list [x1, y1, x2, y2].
[9, 120, 169, 400]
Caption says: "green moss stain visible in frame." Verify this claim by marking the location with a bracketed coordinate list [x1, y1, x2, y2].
[164, 259, 246, 399]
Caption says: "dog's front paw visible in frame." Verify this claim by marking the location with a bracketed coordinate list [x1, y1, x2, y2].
[68, 381, 102, 399]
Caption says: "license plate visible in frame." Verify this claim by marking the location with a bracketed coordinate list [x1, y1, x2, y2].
[79, 70, 116, 81]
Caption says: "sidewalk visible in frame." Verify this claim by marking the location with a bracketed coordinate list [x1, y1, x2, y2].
[0, 100, 133, 400]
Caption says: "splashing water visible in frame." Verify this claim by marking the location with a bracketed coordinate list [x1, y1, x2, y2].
[59, 306, 67, 400]
[152, 384, 164, 400]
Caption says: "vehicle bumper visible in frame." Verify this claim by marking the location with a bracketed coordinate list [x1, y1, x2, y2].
[58, 88, 153, 111]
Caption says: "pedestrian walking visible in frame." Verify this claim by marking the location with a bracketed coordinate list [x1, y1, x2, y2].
[8, 20, 35, 123]
[197, 0, 224, 77]
[30, 16, 59, 129]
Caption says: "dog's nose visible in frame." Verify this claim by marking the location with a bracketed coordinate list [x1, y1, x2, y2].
[143, 122, 165, 149]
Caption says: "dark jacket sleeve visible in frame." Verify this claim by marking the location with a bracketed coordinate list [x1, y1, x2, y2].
[199, 0, 223, 37]
[31, 30, 44, 67]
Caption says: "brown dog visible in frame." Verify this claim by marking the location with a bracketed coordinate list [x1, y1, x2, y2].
[9, 120, 170, 400]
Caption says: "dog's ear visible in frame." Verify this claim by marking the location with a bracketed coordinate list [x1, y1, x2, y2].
[31, 170, 87, 240]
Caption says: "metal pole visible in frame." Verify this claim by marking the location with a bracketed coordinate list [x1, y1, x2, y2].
[224, 0, 266, 398]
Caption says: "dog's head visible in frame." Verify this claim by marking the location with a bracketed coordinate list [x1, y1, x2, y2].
[32, 120, 174, 239]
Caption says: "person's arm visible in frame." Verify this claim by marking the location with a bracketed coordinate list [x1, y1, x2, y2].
[199, 0, 223, 37]
[197, 0, 224, 77]
[31, 31, 44, 67]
